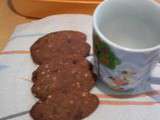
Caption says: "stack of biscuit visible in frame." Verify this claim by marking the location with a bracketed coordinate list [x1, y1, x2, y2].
[30, 31, 99, 120]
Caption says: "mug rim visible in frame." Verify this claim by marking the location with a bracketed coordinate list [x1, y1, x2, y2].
[93, 0, 160, 53]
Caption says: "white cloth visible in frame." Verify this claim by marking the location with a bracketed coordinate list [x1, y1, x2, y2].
[1, 14, 160, 120]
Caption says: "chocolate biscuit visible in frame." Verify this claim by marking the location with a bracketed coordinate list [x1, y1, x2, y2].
[30, 92, 99, 120]
[32, 55, 92, 83]
[30, 30, 99, 120]
[32, 61, 96, 100]
[31, 31, 90, 64]
[30, 93, 82, 120]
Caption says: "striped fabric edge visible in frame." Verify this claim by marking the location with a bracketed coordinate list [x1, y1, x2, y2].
[0, 50, 30, 55]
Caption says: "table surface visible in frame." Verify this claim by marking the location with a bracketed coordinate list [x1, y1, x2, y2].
[1, 0, 160, 50]
[0, 0, 32, 50]
[0, 0, 95, 50]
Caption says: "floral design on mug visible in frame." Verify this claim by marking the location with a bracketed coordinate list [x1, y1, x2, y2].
[94, 34, 121, 69]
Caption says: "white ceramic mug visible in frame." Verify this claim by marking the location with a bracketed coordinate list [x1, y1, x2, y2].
[93, 0, 160, 91]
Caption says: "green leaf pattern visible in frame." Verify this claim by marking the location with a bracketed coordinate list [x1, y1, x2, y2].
[94, 34, 121, 69]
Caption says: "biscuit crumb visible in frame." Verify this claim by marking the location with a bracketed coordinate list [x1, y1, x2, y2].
[41, 71, 45, 75]
[48, 44, 52, 48]
[45, 64, 49, 69]
[69, 100, 74, 104]
[76, 82, 81, 88]
[48, 95, 52, 99]
[46, 74, 50, 78]
[82, 92, 87, 97]
[37, 87, 40, 90]
[84, 73, 89, 77]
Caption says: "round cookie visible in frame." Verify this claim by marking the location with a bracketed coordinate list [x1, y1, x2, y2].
[32, 65, 96, 100]
[30, 31, 90, 64]
[32, 55, 92, 83]
[31, 60, 96, 100]
[30, 93, 82, 120]
[30, 92, 99, 120]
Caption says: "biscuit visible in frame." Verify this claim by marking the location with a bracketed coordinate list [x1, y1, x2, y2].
[77, 91, 99, 118]
[30, 31, 90, 64]
[30, 93, 82, 120]
[30, 92, 99, 120]
[30, 31, 99, 120]
[32, 55, 92, 83]
[32, 61, 96, 100]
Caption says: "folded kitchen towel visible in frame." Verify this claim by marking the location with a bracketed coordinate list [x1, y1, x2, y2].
[1, 14, 160, 120]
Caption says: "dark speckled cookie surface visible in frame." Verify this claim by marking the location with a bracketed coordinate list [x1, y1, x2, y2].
[30, 92, 99, 120]
[30, 31, 90, 64]
[30, 31, 99, 120]
[32, 55, 92, 83]
[31, 59, 96, 100]
[78, 92, 99, 118]
[30, 93, 82, 120]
